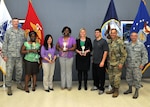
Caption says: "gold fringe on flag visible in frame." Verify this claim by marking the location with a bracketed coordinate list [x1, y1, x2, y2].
[142, 0, 146, 5]
[142, 63, 150, 74]
[0, 66, 6, 75]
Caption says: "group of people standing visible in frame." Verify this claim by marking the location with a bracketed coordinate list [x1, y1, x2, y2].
[1, 18, 148, 99]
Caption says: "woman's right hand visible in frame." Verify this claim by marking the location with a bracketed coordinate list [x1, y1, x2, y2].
[58, 47, 63, 52]
[78, 51, 83, 56]
[76, 49, 82, 56]
[48, 60, 53, 64]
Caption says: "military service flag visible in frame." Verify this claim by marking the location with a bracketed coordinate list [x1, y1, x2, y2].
[22, 0, 44, 45]
[101, 0, 121, 39]
[0, 0, 12, 75]
[130, 0, 150, 73]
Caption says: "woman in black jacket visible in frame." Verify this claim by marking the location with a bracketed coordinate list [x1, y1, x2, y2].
[76, 28, 92, 90]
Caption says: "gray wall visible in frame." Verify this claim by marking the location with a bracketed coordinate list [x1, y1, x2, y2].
[1, 0, 150, 81]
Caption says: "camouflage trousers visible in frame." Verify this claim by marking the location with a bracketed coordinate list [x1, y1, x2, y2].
[126, 67, 142, 89]
[6, 57, 23, 87]
[108, 65, 122, 89]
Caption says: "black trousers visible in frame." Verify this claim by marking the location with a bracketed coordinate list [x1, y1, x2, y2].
[78, 70, 88, 86]
[92, 63, 106, 91]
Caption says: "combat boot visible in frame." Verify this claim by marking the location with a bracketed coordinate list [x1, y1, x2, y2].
[112, 88, 119, 98]
[133, 88, 139, 99]
[106, 87, 114, 94]
[7, 87, 12, 96]
[17, 83, 24, 90]
[124, 86, 132, 94]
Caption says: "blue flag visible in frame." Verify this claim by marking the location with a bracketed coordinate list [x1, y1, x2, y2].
[101, 0, 121, 39]
[103, 0, 118, 23]
[130, 0, 150, 73]
[130, 0, 150, 43]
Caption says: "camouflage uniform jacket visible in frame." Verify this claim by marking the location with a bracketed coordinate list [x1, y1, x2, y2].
[108, 37, 127, 66]
[125, 41, 148, 68]
[2, 27, 25, 57]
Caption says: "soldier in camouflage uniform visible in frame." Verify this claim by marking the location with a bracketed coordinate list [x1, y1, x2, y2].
[106, 29, 127, 98]
[124, 32, 148, 99]
[2, 18, 26, 96]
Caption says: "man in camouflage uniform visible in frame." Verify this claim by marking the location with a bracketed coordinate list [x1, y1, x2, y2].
[124, 32, 148, 99]
[106, 29, 127, 98]
[2, 18, 25, 96]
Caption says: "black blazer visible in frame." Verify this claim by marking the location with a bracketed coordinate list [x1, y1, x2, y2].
[76, 37, 92, 70]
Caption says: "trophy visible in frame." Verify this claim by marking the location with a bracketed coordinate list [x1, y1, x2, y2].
[48, 53, 52, 61]
[81, 46, 85, 54]
[63, 41, 67, 51]
[32, 42, 36, 49]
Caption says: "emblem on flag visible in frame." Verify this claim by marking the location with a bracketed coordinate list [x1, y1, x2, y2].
[101, 0, 121, 40]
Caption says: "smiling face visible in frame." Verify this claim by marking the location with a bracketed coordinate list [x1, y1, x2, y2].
[12, 19, 19, 28]
[30, 34, 36, 42]
[47, 36, 52, 45]
[130, 32, 138, 42]
[63, 28, 70, 36]
[110, 29, 117, 39]
[79, 29, 86, 38]
[95, 30, 101, 38]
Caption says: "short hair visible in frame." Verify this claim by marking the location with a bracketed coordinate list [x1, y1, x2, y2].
[130, 31, 138, 35]
[62, 26, 72, 34]
[12, 17, 19, 20]
[29, 31, 37, 37]
[110, 28, 117, 33]
[95, 28, 101, 32]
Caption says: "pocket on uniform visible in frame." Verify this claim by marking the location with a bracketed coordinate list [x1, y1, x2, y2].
[134, 47, 141, 52]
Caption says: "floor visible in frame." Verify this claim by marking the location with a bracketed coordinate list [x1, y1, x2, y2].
[0, 79, 150, 107]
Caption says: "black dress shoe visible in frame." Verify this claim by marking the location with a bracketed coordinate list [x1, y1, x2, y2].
[32, 87, 36, 91]
[49, 88, 54, 91]
[84, 85, 87, 90]
[25, 90, 30, 93]
[84, 87, 87, 90]
[78, 86, 81, 90]
[45, 90, 50, 92]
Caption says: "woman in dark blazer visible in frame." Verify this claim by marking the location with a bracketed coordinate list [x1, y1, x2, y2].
[76, 28, 92, 90]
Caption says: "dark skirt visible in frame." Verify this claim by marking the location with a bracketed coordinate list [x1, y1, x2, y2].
[76, 55, 91, 71]
[24, 60, 39, 75]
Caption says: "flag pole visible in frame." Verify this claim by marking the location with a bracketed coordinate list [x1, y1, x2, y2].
[3, 0, 6, 89]
[2, 74, 5, 88]
[0, 0, 7, 89]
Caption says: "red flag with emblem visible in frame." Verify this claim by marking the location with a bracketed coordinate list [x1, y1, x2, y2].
[22, 0, 44, 45]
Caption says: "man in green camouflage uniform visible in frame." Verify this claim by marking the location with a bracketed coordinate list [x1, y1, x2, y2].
[106, 29, 127, 98]
[124, 32, 148, 99]
[2, 18, 26, 96]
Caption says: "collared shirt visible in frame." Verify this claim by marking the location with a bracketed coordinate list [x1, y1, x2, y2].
[2, 27, 26, 57]
[126, 41, 148, 67]
[107, 37, 127, 66]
